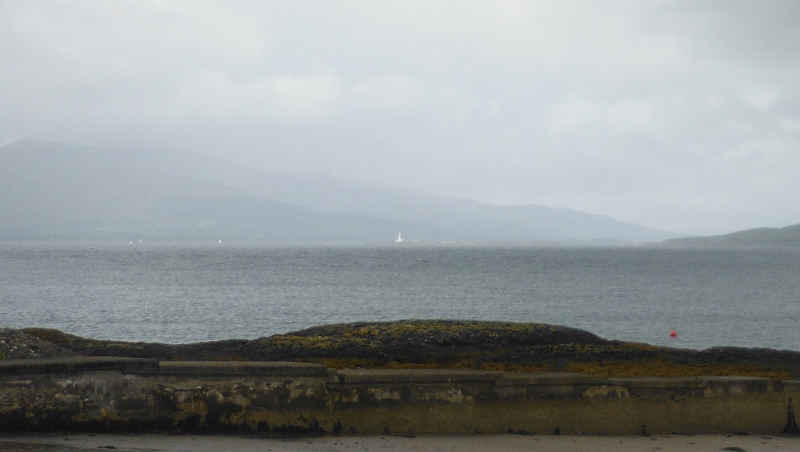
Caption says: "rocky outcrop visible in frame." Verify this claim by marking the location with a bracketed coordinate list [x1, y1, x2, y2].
[0, 329, 77, 360]
[7, 320, 800, 378]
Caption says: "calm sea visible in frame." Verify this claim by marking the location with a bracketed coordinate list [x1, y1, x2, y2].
[1, 244, 798, 350]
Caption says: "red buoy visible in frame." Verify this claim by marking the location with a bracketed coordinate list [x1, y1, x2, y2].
[669, 330, 678, 338]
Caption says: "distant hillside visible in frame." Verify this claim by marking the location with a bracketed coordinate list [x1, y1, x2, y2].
[226, 178, 675, 244]
[0, 140, 446, 242]
[664, 223, 800, 246]
[0, 140, 676, 244]
[141, 146, 677, 243]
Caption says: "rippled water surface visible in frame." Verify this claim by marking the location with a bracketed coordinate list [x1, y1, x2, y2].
[1, 244, 799, 350]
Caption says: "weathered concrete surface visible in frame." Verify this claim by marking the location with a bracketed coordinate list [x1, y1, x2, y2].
[2, 359, 800, 435]
[0, 358, 159, 375]
[159, 361, 328, 377]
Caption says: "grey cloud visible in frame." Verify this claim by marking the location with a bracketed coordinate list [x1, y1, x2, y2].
[1, 0, 799, 233]
[654, 0, 800, 65]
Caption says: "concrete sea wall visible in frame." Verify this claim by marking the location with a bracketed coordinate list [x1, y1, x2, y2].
[1, 357, 799, 435]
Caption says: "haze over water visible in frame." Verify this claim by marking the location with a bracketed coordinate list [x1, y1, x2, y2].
[1, 244, 799, 350]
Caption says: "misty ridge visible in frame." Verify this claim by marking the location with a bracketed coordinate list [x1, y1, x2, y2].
[3, 139, 790, 245]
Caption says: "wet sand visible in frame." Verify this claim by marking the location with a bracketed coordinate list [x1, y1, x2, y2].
[1, 433, 798, 452]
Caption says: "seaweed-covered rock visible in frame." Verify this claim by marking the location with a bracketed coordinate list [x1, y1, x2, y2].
[20, 328, 249, 361]
[13, 320, 800, 378]
[0, 328, 76, 359]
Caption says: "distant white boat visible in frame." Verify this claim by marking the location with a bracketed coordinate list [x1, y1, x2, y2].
[395, 233, 403, 243]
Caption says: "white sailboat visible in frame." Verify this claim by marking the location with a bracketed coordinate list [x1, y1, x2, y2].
[395, 232, 403, 243]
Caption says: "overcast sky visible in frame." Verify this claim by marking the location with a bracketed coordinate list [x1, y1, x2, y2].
[2, 1, 799, 233]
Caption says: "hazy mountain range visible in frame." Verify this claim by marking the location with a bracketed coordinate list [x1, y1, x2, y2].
[1, 139, 681, 244]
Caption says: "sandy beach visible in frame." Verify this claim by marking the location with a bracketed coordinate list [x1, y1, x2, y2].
[1, 434, 798, 452]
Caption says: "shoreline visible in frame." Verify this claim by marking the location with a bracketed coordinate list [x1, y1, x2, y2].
[4, 321, 800, 437]
[2, 433, 800, 452]
[6, 320, 800, 378]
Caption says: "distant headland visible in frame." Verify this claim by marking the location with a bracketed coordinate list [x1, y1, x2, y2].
[664, 223, 800, 246]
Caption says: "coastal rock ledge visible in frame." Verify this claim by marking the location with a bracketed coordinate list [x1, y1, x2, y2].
[4, 320, 800, 378]
[2, 321, 800, 435]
